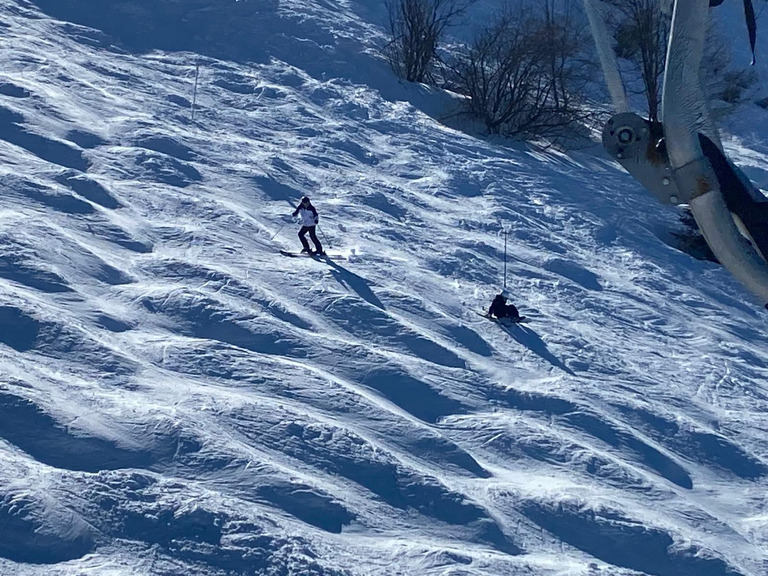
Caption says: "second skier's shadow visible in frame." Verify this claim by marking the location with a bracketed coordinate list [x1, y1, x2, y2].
[500, 322, 575, 376]
[322, 257, 384, 310]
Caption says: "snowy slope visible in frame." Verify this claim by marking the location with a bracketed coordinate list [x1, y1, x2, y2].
[0, 1, 767, 575]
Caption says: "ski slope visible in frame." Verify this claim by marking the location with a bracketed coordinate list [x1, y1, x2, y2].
[0, 1, 767, 575]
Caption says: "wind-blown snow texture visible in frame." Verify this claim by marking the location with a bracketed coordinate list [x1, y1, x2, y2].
[0, 1, 767, 575]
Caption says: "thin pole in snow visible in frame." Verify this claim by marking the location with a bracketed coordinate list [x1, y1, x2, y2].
[191, 61, 200, 121]
[503, 227, 508, 288]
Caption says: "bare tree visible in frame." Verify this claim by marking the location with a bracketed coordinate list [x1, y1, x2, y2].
[604, 0, 669, 123]
[452, 3, 595, 141]
[604, 0, 756, 119]
[539, 0, 597, 116]
[383, 0, 473, 83]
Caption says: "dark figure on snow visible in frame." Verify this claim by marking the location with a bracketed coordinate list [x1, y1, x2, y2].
[488, 291, 520, 320]
[292, 196, 324, 255]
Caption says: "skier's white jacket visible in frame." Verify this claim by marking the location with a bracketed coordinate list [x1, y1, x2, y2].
[295, 206, 319, 227]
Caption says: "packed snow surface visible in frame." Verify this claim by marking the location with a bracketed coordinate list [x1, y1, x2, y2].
[0, 1, 767, 575]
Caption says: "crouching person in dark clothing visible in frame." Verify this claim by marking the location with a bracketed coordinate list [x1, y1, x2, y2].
[488, 291, 520, 320]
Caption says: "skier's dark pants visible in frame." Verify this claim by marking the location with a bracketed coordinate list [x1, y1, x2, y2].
[502, 304, 519, 318]
[299, 226, 322, 252]
[494, 304, 519, 319]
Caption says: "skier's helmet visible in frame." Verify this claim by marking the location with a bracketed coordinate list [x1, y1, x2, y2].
[300, 196, 311, 206]
[501, 289, 512, 299]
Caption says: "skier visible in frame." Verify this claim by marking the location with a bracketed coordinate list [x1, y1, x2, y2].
[292, 196, 324, 255]
[488, 291, 520, 321]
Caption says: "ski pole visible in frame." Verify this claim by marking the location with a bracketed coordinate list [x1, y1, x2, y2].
[318, 225, 331, 250]
[273, 204, 300, 241]
[270, 223, 287, 241]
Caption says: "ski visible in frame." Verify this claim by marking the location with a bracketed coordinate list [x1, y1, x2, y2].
[279, 250, 345, 259]
[475, 311, 529, 324]
[279, 250, 327, 258]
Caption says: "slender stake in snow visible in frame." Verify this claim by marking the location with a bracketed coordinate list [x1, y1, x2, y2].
[503, 228, 508, 289]
[192, 61, 200, 121]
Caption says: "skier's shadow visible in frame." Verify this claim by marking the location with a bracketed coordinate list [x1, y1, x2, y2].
[322, 257, 384, 310]
[500, 322, 575, 376]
